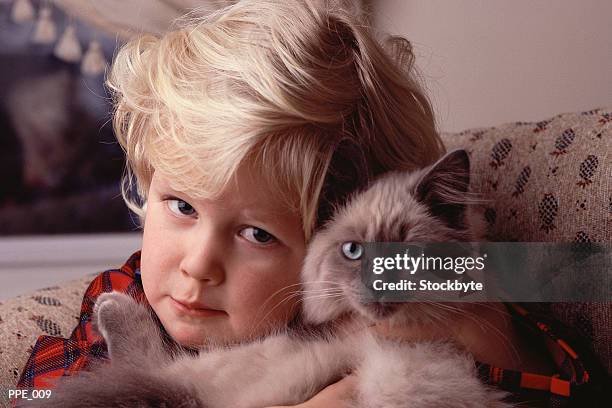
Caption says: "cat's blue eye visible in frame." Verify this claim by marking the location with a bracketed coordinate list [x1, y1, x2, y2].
[341, 241, 363, 260]
[240, 226, 276, 245]
[167, 199, 196, 217]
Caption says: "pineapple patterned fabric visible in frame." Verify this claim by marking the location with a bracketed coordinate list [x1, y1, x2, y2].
[441, 107, 611, 243]
[0, 276, 93, 406]
[440, 107, 611, 378]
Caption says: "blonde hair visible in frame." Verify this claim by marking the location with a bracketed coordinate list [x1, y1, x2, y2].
[107, 0, 445, 241]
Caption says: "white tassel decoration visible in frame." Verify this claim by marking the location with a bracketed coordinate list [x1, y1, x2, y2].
[54, 24, 82, 63]
[32, 6, 57, 44]
[81, 40, 107, 76]
[11, 0, 35, 23]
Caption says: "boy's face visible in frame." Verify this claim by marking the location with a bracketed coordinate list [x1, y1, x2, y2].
[140, 166, 306, 347]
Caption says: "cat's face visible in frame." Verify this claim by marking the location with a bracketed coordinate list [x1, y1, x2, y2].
[301, 149, 484, 325]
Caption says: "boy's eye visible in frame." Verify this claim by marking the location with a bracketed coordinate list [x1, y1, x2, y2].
[240, 227, 276, 245]
[167, 199, 196, 216]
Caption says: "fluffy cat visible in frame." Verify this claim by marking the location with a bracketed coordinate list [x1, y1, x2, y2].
[25, 149, 510, 408]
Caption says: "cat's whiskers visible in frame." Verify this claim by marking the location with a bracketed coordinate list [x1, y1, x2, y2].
[249, 289, 348, 338]
[255, 281, 344, 317]
[296, 293, 344, 303]
[250, 291, 303, 336]
[250, 280, 344, 331]
[295, 292, 345, 312]
[249, 284, 344, 336]
[418, 302, 453, 325]
[458, 308, 520, 362]
[424, 302, 520, 362]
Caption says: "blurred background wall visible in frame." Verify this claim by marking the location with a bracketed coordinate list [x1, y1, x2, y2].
[373, 0, 612, 132]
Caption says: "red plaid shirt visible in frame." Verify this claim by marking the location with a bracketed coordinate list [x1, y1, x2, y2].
[14, 251, 605, 406]
[15, 250, 146, 392]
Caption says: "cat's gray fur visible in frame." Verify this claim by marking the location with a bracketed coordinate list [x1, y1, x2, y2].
[24, 149, 510, 408]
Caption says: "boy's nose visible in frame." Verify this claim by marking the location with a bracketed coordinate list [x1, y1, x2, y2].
[179, 233, 225, 285]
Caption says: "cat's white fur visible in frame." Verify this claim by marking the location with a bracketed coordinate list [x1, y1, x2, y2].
[33, 150, 510, 408]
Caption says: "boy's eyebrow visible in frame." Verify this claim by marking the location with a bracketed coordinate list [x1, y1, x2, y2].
[154, 183, 190, 199]
[241, 207, 282, 222]
[242, 202, 304, 226]
[154, 179, 206, 201]
[154, 183, 218, 207]
[240, 208, 304, 241]
[153, 174, 292, 222]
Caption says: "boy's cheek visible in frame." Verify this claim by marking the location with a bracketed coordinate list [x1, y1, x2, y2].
[139, 265, 169, 311]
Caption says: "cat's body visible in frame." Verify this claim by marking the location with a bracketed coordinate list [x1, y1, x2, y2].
[27, 150, 510, 408]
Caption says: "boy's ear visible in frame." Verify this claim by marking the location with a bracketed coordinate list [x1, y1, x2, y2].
[414, 149, 471, 229]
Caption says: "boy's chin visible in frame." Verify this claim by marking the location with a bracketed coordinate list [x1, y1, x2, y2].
[165, 322, 224, 349]
[168, 323, 256, 350]
[164, 314, 290, 349]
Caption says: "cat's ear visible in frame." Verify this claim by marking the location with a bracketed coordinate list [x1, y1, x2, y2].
[414, 149, 471, 229]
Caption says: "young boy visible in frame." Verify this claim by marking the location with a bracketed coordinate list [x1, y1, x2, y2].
[16, 1, 443, 405]
[15, 1, 603, 406]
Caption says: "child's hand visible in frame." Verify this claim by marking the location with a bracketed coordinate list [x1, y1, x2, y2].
[267, 374, 357, 408]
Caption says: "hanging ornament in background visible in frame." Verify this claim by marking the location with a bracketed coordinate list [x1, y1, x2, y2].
[32, 5, 57, 44]
[11, 0, 35, 23]
[81, 40, 107, 76]
[54, 24, 82, 63]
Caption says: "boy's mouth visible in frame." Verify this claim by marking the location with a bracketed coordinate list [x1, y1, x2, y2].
[171, 297, 226, 317]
